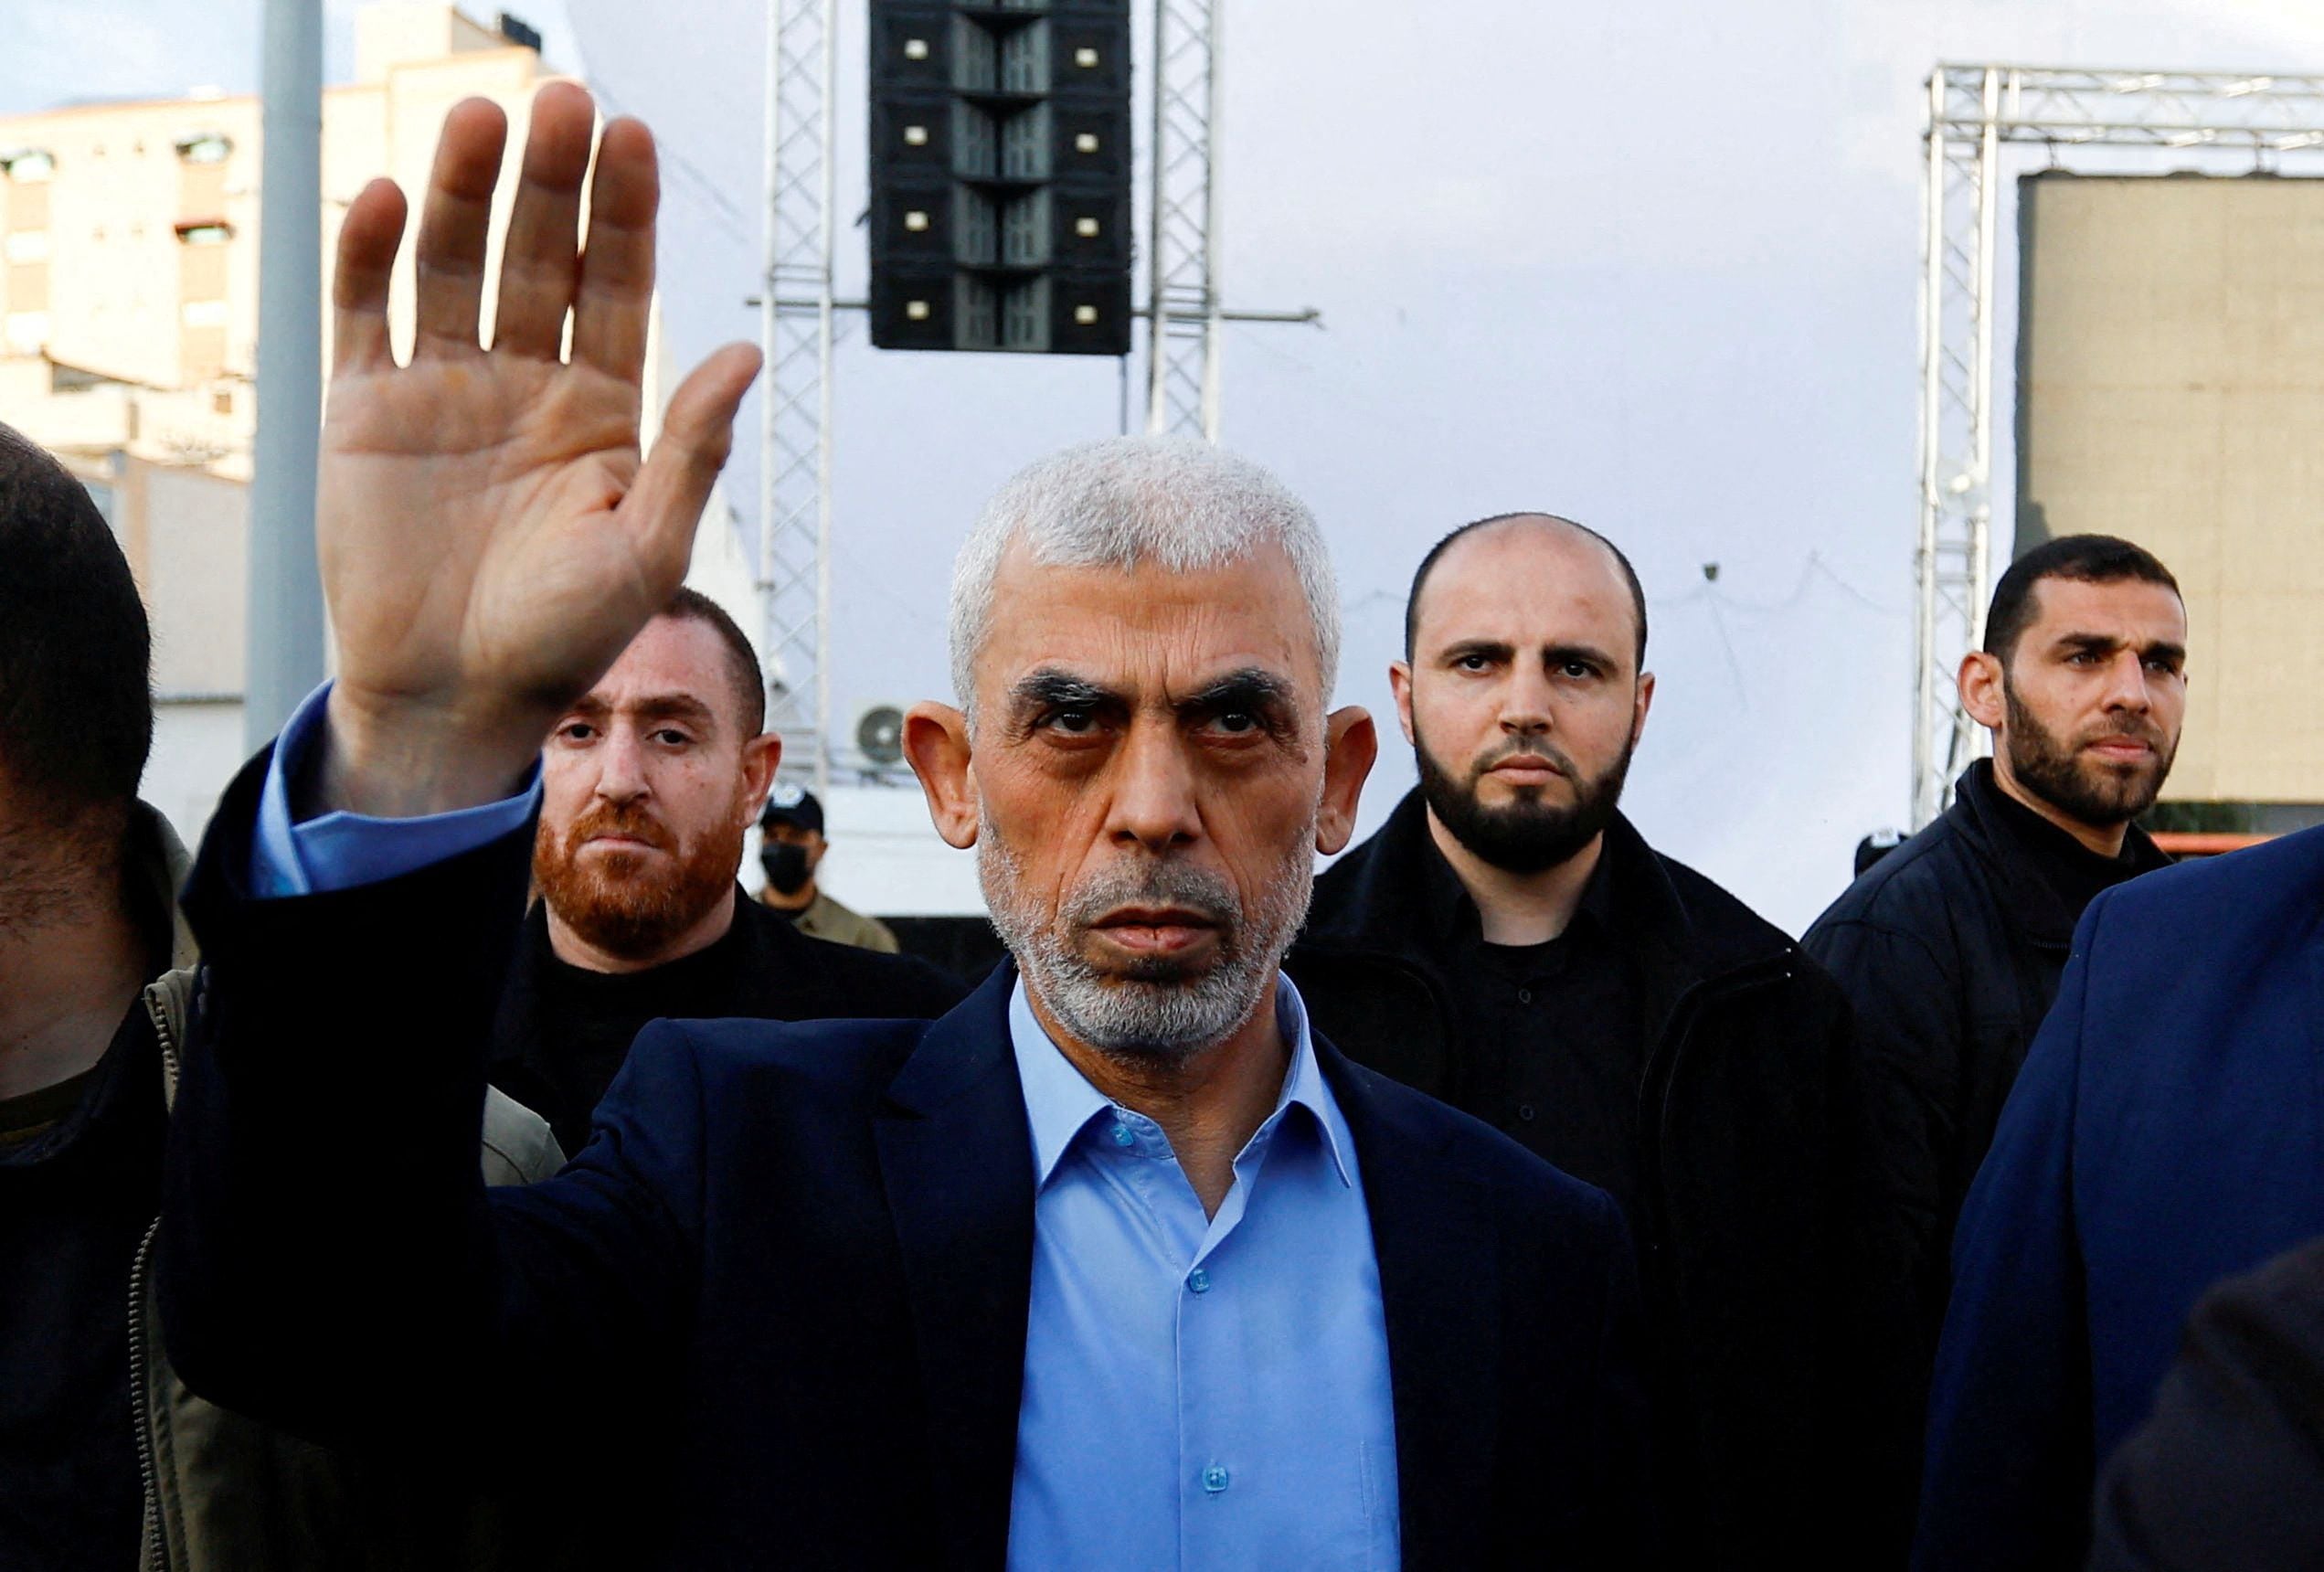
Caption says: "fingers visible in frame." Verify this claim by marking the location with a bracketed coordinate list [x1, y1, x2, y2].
[490, 81, 597, 358]
[331, 178, 407, 375]
[620, 342, 764, 586]
[410, 98, 509, 359]
[570, 117, 660, 386]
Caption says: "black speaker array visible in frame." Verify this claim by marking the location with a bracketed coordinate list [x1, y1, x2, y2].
[868, 1, 1133, 355]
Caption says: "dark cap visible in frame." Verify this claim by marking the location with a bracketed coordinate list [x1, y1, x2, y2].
[759, 783, 824, 835]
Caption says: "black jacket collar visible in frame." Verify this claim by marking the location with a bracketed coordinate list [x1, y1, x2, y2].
[488, 886, 848, 1081]
[1945, 760, 2173, 948]
[1305, 788, 1797, 999]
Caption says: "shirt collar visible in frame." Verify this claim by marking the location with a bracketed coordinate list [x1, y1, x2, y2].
[1008, 970, 1356, 1191]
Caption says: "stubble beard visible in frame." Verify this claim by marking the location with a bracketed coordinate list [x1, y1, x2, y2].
[532, 798, 744, 961]
[1413, 720, 1634, 876]
[2002, 680, 2175, 832]
[978, 808, 1314, 1068]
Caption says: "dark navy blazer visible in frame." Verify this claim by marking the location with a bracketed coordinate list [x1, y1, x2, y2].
[158, 753, 1651, 1570]
[1913, 823, 2324, 1571]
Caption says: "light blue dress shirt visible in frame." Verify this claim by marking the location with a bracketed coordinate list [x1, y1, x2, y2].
[1007, 977, 1401, 1571]
[251, 683, 541, 896]
[249, 684, 1403, 1567]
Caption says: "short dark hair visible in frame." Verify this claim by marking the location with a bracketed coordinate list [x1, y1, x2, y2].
[0, 425, 153, 818]
[662, 586, 766, 736]
[1983, 535, 2181, 664]
[1405, 512, 1649, 667]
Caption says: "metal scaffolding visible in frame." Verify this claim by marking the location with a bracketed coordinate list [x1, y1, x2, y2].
[1145, 0, 1223, 439]
[759, 0, 837, 792]
[1912, 65, 2324, 829]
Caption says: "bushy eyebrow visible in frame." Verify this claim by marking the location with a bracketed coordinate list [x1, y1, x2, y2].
[1438, 638, 1620, 674]
[1176, 667, 1300, 733]
[565, 693, 720, 730]
[2051, 632, 2188, 668]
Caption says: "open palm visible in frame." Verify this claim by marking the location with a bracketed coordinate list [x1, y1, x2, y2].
[317, 85, 758, 813]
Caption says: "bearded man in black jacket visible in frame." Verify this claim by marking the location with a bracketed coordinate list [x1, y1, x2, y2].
[1289, 512, 1898, 1567]
[489, 589, 963, 1154]
[1804, 533, 2182, 1539]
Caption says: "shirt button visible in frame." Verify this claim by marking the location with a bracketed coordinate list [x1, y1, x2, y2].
[1203, 1464, 1231, 1494]
[1188, 1268, 1211, 1294]
[1517, 1103, 1538, 1122]
[1111, 1122, 1135, 1148]
[1518, 987, 1533, 1004]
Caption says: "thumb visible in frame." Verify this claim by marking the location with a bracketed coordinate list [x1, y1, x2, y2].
[621, 340, 764, 580]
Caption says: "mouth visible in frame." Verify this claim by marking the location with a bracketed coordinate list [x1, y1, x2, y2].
[2083, 738, 2154, 764]
[583, 833, 667, 853]
[1087, 907, 1223, 956]
[1486, 756, 1565, 782]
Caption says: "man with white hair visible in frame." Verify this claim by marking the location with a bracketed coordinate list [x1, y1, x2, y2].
[158, 86, 1650, 1568]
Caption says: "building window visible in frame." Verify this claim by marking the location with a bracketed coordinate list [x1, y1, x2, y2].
[3, 230, 48, 263]
[182, 299, 228, 327]
[175, 133, 232, 165]
[175, 222, 232, 245]
[0, 149, 54, 182]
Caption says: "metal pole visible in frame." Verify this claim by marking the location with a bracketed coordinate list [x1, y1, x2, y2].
[1143, 0, 1170, 434]
[759, 0, 780, 728]
[812, 2, 836, 799]
[1966, 66, 2002, 654]
[1198, 0, 1223, 441]
[1912, 71, 1946, 829]
[244, 0, 325, 751]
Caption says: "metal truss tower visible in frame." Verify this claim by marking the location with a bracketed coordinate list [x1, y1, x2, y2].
[1146, 0, 1223, 439]
[759, 0, 837, 792]
[1913, 65, 2324, 829]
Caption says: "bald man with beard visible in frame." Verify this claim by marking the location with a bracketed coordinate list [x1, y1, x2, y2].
[486, 588, 963, 1156]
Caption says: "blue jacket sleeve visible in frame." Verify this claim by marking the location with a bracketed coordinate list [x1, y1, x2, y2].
[1909, 888, 2104, 1571]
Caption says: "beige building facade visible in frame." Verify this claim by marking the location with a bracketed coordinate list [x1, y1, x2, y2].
[2017, 171, 2324, 815]
[0, 5, 738, 844]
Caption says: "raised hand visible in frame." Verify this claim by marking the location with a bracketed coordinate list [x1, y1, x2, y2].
[314, 82, 760, 817]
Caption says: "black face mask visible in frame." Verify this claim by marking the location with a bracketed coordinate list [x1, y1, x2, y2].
[761, 841, 813, 896]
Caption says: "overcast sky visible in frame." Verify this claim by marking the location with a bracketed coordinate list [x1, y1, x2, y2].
[13, 1, 2324, 931]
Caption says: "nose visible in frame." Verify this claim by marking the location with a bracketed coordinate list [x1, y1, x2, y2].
[1499, 661, 1556, 738]
[1104, 717, 1202, 855]
[594, 723, 652, 803]
[2100, 650, 2154, 716]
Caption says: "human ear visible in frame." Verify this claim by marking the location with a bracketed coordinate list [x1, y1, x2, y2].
[1387, 663, 1417, 748]
[1631, 672, 1656, 750]
[1958, 652, 2007, 731]
[1315, 706, 1379, 855]
[904, 702, 980, 850]
[738, 732, 783, 824]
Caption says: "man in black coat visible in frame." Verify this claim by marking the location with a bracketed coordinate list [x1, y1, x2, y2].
[1289, 513, 1892, 1567]
[1803, 535, 2183, 1515]
[156, 88, 1654, 1570]
[489, 588, 961, 1155]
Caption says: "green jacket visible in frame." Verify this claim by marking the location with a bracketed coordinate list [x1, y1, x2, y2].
[783, 887, 901, 953]
[126, 808, 564, 1571]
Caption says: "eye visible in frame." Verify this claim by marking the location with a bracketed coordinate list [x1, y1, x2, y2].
[2066, 650, 2102, 666]
[1558, 659, 1595, 680]
[1452, 653, 1492, 673]
[557, 721, 597, 742]
[1044, 706, 1098, 735]
[1215, 709, 1261, 735]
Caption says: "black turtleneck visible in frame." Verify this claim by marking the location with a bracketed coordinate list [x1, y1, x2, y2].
[522, 903, 754, 1157]
[490, 885, 968, 1157]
